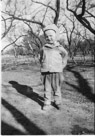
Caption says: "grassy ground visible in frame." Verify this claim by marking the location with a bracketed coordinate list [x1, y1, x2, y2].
[1, 55, 95, 135]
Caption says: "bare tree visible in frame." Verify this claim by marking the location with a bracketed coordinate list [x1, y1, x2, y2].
[66, 0, 95, 35]
[1, 0, 61, 53]
[62, 15, 76, 59]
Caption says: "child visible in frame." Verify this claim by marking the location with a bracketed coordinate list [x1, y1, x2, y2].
[40, 24, 68, 111]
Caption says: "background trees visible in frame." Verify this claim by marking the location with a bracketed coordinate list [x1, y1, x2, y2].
[66, 0, 95, 35]
[1, 0, 95, 63]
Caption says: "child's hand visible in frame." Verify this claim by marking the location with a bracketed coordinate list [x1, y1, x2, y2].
[62, 60, 67, 69]
[60, 74, 65, 82]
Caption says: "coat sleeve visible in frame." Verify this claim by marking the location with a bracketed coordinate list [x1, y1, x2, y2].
[39, 47, 43, 64]
[59, 46, 68, 69]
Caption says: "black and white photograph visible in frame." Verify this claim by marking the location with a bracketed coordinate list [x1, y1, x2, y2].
[1, 0, 95, 135]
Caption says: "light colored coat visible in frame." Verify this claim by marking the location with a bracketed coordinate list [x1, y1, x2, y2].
[40, 42, 68, 73]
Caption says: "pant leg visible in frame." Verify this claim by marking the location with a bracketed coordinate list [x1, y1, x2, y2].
[44, 72, 52, 105]
[52, 73, 62, 104]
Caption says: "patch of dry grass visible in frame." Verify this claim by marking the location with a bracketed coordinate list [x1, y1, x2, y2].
[1, 55, 95, 135]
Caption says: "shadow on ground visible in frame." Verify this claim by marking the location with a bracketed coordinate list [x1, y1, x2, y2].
[9, 81, 44, 108]
[1, 121, 25, 135]
[1, 98, 46, 135]
[71, 125, 95, 135]
[8, 81, 60, 110]
[66, 66, 95, 103]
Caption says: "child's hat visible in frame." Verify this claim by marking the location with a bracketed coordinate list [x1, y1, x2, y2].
[44, 24, 58, 33]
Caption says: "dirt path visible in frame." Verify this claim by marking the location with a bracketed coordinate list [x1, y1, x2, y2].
[1, 64, 95, 135]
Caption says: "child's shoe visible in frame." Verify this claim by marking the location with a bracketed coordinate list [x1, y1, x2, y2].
[43, 104, 51, 111]
[56, 104, 62, 110]
[54, 102, 62, 110]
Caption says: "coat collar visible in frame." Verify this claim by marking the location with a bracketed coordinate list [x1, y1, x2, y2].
[44, 42, 60, 48]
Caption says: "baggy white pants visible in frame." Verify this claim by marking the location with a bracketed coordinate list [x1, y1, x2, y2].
[42, 72, 63, 105]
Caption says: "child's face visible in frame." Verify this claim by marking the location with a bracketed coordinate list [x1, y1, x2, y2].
[44, 30, 56, 44]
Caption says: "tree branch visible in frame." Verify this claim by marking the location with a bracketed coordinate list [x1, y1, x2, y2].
[85, 10, 95, 18]
[2, 18, 14, 39]
[24, 21, 43, 48]
[31, 0, 56, 13]
[77, 0, 85, 17]
[2, 11, 45, 28]
[54, 0, 60, 25]
[41, 1, 51, 25]
[1, 35, 27, 53]
[66, 0, 95, 35]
